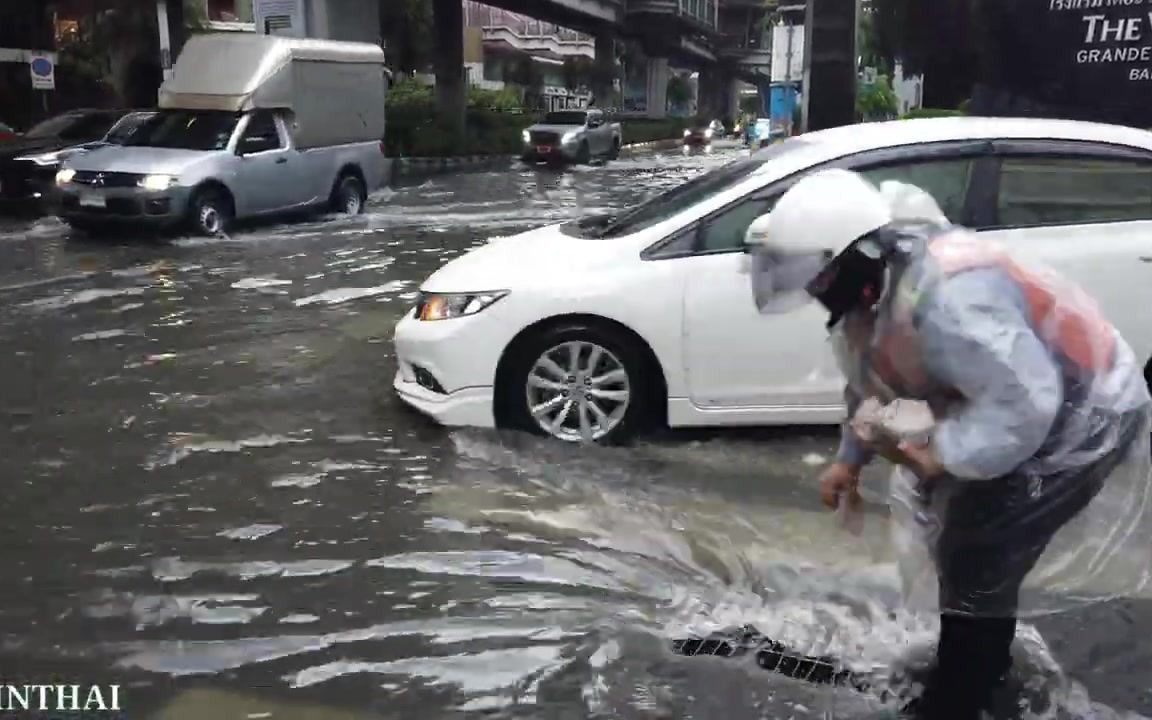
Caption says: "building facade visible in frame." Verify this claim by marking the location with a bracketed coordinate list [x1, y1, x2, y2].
[462, 1, 595, 113]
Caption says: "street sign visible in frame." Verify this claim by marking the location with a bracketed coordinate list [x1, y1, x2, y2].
[29, 53, 55, 90]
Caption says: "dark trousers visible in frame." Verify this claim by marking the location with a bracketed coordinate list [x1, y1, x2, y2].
[912, 414, 1141, 719]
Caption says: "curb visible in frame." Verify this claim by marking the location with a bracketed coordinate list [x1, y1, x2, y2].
[392, 154, 516, 180]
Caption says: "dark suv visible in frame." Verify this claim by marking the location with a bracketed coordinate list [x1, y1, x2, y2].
[0, 109, 135, 214]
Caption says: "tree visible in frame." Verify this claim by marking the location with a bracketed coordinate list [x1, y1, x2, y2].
[869, 0, 981, 108]
[380, 0, 434, 75]
[856, 74, 899, 120]
[666, 74, 693, 111]
[506, 52, 544, 109]
[561, 56, 595, 93]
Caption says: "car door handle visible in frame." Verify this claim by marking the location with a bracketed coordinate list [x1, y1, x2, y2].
[275, 157, 287, 164]
[1140, 256, 1152, 263]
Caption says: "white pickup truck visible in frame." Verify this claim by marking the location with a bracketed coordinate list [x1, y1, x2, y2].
[520, 109, 623, 165]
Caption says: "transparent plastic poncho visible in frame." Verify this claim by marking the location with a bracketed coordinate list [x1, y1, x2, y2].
[832, 227, 1152, 619]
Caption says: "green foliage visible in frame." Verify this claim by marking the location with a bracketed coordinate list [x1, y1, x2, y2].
[901, 107, 964, 119]
[385, 86, 692, 157]
[619, 118, 692, 145]
[857, 74, 899, 121]
[561, 56, 596, 92]
[666, 74, 693, 108]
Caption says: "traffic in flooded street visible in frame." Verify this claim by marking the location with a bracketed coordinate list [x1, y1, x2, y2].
[1, 143, 1150, 719]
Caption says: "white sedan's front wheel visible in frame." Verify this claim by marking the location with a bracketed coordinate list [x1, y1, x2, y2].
[500, 323, 652, 444]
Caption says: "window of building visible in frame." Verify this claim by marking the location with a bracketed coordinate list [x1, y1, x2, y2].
[996, 155, 1152, 227]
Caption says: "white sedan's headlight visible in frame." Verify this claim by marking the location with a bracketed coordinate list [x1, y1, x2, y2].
[55, 168, 75, 185]
[139, 174, 177, 191]
[416, 291, 508, 321]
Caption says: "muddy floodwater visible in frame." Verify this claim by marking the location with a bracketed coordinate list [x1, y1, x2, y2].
[1, 144, 1150, 719]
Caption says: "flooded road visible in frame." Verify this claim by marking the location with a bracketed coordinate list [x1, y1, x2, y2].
[1, 144, 1150, 719]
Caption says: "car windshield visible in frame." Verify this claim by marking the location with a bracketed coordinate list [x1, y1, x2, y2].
[583, 138, 812, 238]
[104, 113, 156, 144]
[124, 110, 240, 151]
[543, 111, 588, 125]
[25, 112, 115, 141]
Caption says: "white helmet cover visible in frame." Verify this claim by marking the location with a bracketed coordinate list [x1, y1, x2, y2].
[749, 169, 894, 314]
[877, 179, 950, 226]
[749, 168, 894, 258]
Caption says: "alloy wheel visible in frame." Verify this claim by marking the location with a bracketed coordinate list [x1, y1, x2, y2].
[525, 340, 631, 443]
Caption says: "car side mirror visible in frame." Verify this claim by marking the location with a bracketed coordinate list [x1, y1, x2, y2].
[742, 212, 772, 253]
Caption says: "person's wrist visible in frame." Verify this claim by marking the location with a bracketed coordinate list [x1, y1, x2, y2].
[834, 460, 863, 477]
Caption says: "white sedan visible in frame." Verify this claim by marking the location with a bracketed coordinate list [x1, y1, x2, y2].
[392, 116, 1152, 443]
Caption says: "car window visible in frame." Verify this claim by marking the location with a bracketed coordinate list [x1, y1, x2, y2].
[58, 113, 118, 140]
[858, 158, 975, 224]
[239, 111, 282, 153]
[996, 155, 1152, 227]
[596, 138, 813, 238]
[699, 196, 777, 252]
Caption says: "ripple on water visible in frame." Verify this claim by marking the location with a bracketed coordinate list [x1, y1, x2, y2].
[145, 433, 311, 469]
[216, 524, 284, 541]
[22, 286, 146, 311]
[71, 329, 131, 342]
[149, 557, 356, 582]
[292, 281, 410, 307]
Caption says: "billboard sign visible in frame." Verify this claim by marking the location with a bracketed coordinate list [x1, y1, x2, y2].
[981, 1, 1152, 125]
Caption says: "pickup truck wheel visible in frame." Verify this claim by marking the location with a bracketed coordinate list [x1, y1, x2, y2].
[188, 188, 232, 237]
[576, 141, 591, 164]
[331, 174, 366, 215]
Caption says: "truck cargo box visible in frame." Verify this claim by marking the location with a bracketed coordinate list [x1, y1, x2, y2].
[158, 33, 390, 149]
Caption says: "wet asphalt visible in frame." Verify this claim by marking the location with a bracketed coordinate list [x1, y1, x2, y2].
[0, 141, 1150, 719]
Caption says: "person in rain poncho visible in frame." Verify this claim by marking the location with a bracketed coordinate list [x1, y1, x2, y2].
[745, 168, 1152, 720]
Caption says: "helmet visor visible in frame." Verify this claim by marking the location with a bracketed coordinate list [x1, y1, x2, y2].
[804, 237, 886, 327]
[749, 245, 829, 314]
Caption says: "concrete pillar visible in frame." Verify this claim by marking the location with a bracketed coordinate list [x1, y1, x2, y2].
[646, 56, 669, 119]
[432, 0, 466, 134]
[727, 77, 741, 122]
[697, 66, 719, 117]
[593, 33, 615, 109]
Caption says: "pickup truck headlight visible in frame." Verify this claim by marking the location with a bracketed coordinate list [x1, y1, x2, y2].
[683, 129, 691, 137]
[139, 174, 177, 191]
[416, 290, 508, 321]
[561, 131, 578, 144]
[55, 168, 75, 185]
[522, 130, 531, 143]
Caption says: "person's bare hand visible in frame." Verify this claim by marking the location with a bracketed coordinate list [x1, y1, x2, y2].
[897, 440, 946, 480]
[818, 462, 862, 511]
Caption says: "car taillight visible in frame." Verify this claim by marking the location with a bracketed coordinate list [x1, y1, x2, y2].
[379, 140, 386, 154]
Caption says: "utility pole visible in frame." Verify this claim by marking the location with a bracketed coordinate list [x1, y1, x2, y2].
[800, 0, 857, 132]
